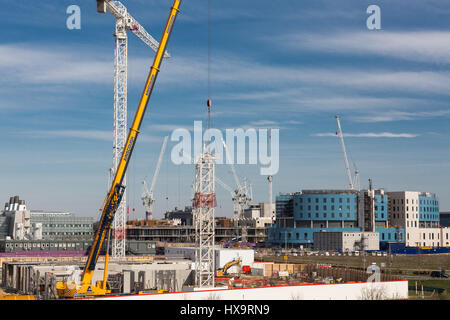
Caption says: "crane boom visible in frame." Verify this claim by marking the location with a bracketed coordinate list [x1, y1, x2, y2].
[150, 135, 169, 193]
[335, 115, 354, 190]
[221, 139, 241, 190]
[215, 177, 234, 194]
[142, 135, 168, 220]
[57, 0, 181, 298]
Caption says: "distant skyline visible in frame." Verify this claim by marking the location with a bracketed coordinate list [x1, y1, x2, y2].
[1, 0, 449, 219]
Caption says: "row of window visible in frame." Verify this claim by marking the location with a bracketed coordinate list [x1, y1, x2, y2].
[299, 212, 353, 218]
[42, 232, 92, 236]
[41, 224, 92, 228]
[392, 198, 438, 205]
[299, 205, 355, 211]
[278, 232, 309, 240]
[277, 231, 402, 241]
[298, 197, 353, 204]
[5, 242, 89, 248]
[423, 232, 441, 240]
[380, 233, 401, 241]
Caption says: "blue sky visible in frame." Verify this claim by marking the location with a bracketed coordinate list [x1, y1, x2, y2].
[0, 0, 449, 219]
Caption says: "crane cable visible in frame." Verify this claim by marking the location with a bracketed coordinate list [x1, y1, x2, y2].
[207, 0, 212, 130]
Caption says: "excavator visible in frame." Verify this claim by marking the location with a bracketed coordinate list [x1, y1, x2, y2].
[56, 0, 182, 298]
[216, 258, 242, 277]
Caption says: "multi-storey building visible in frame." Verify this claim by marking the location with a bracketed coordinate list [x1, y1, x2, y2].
[387, 191, 449, 247]
[268, 189, 404, 249]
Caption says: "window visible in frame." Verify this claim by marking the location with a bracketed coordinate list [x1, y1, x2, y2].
[304, 233, 308, 239]
[315, 198, 319, 203]
[323, 205, 327, 210]
[339, 198, 342, 203]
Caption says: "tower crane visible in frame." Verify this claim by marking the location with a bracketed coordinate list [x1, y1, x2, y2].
[96, 0, 171, 258]
[215, 177, 240, 220]
[335, 115, 359, 190]
[142, 135, 169, 221]
[56, 0, 181, 298]
[221, 140, 253, 219]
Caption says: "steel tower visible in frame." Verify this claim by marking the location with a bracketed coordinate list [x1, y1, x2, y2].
[97, 0, 170, 258]
[192, 152, 217, 288]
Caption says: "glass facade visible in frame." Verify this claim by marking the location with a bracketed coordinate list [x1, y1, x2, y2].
[419, 195, 439, 222]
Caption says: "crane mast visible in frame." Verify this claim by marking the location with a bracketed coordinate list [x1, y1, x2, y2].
[335, 115, 354, 190]
[97, 0, 171, 259]
[142, 135, 169, 220]
[57, 0, 181, 298]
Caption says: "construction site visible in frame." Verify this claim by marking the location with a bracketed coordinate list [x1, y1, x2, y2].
[1, 1, 449, 302]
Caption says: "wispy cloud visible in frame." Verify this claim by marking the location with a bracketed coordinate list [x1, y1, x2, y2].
[19, 130, 159, 143]
[313, 132, 420, 138]
[283, 31, 450, 64]
[351, 109, 450, 122]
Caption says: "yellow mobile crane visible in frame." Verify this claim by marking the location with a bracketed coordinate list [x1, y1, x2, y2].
[56, 0, 182, 298]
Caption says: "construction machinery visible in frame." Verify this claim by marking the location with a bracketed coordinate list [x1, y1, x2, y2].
[335, 115, 359, 191]
[56, 0, 181, 298]
[142, 135, 169, 221]
[216, 258, 242, 277]
[97, 0, 171, 258]
[220, 140, 253, 220]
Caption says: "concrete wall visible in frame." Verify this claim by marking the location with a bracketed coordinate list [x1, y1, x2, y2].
[314, 232, 379, 252]
[165, 247, 254, 273]
[98, 280, 408, 300]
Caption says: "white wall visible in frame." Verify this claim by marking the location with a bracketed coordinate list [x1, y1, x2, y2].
[98, 280, 408, 300]
[165, 247, 254, 273]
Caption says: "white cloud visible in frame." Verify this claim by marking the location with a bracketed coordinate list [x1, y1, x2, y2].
[284, 31, 450, 64]
[19, 129, 159, 143]
[351, 109, 450, 122]
[313, 132, 419, 138]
